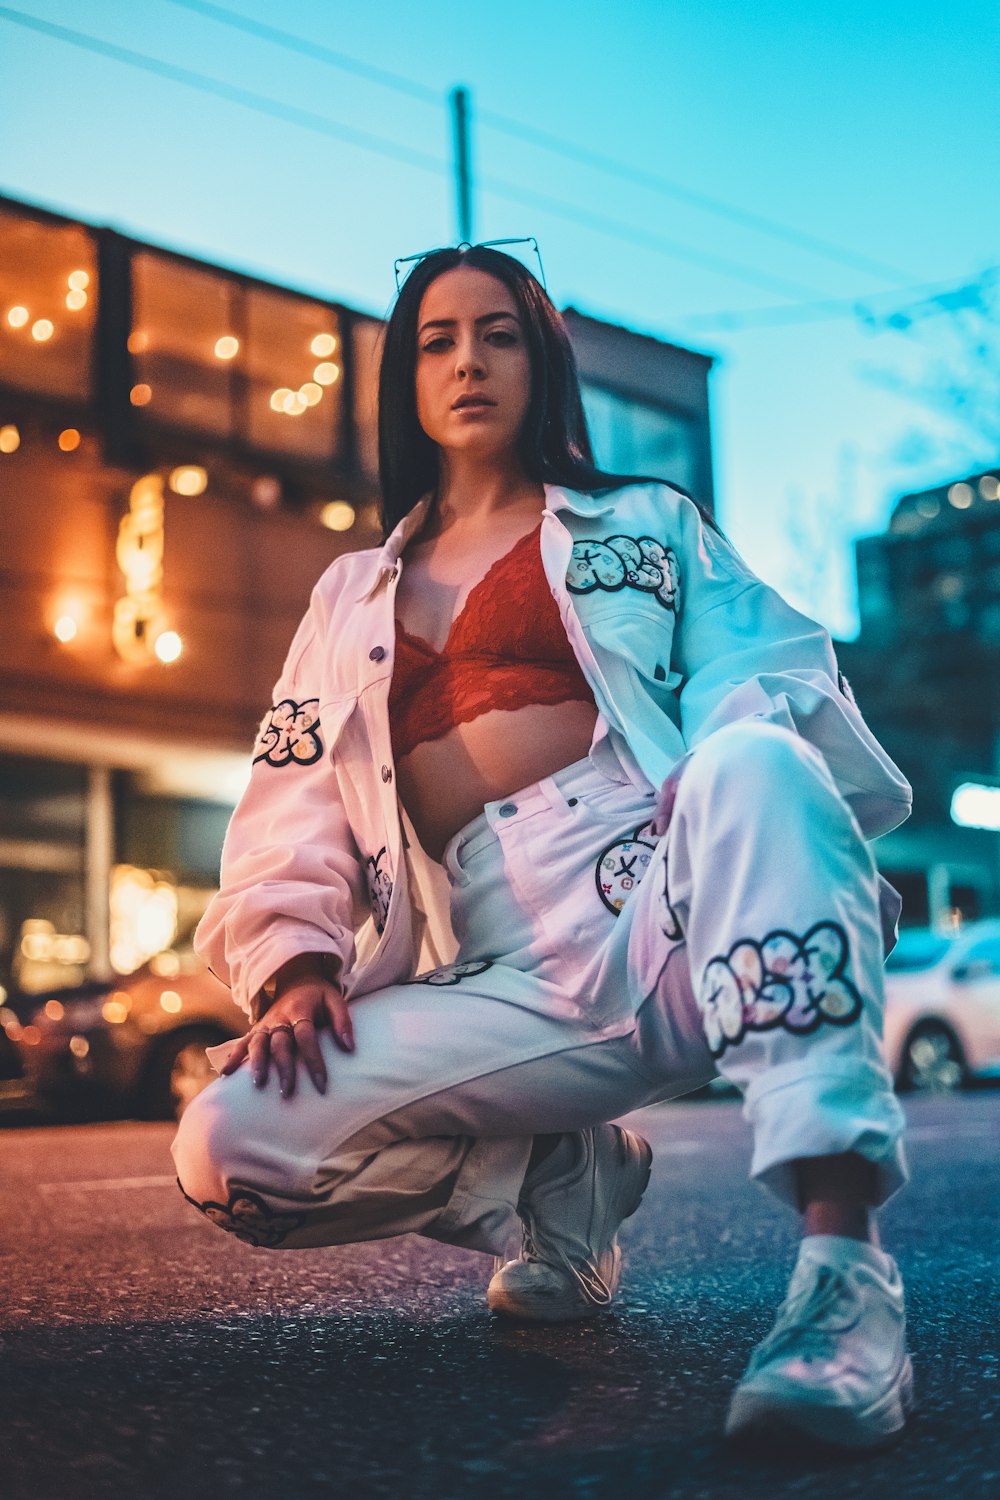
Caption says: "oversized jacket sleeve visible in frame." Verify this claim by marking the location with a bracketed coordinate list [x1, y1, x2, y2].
[193, 587, 367, 1020]
[669, 489, 911, 841]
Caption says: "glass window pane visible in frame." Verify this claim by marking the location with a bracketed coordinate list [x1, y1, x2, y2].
[244, 287, 342, 463]
[581, 382, 696, 494]
[0, 206, 96, 401]
[130, 251, 235, 439]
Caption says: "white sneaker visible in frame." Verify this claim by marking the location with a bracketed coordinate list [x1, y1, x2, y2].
[725, 1235, 914, 1450]
[487, 1124, 652, 1323]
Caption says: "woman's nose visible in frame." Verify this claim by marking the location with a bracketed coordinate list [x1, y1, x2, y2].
[455, 344, 486, 377]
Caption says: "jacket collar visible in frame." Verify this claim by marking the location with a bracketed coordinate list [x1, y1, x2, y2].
[356, 482, 618, 602]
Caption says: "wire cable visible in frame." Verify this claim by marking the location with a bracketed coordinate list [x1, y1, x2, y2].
[0, 5, 445, 176]
[162, 0, 914, 284]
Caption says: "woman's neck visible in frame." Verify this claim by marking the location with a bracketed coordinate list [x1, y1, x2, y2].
[429, 451, 545, 537]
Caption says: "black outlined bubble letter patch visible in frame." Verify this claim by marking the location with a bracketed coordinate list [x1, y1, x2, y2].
[253, 699, 323, 768]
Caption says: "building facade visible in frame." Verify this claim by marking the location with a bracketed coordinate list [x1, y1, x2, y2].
[0, 192, 716, 998]
[838, 466, 1000, 927]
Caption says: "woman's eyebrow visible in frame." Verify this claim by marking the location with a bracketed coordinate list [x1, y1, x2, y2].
[418, 312, 519, 334]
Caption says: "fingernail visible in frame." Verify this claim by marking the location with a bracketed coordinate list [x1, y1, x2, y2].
[341, 1030, 355, 1053]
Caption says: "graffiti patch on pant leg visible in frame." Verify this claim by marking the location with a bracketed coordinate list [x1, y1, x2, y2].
[700, 921, 863, 1058]
[596, 823, 656, 914]
[414, 958, 495, 986]
[176, 1180, 305, 1247]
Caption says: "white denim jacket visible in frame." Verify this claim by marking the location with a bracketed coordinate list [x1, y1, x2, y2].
[194, 481, 911, 1022]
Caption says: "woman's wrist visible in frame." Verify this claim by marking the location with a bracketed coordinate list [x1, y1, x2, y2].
[269, 951, 343, 998]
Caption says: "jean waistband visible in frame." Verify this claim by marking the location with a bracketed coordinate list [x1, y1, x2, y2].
[443, 734, 653, 872]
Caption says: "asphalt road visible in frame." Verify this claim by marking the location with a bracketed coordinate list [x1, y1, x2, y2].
[1, 1090, 998, 1500]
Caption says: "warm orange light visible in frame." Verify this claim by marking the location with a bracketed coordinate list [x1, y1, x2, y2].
[270, 387, 292, 411]
[54, 615, 78, 643]
[169, 465, 207, 496]
[6, 305, 29, 328]
[127, 330, 149, 354]
[282, 392, 307, 416]
[310, 332, 337, 357]
[19, 1025, 41, 1047]
[68, 270, 90, 291]
[65, 289, 88, 311]
[69, 1035, 89, 1058]
[102, 997, 130, 1024]
[154, 630, 183, 664]
[214, 335, 239, 360]
[298, 381, 323, 407]
[130, 384, 152, 406]
[44, 999, 65, 1020]
[58, 428, 81, 452]
[319, 501, 356, 532]
[159, 990, 183, 1013]
[313, 362, 340, 386]
[0, 424, 20, 454]
[31, 319, 54, 342]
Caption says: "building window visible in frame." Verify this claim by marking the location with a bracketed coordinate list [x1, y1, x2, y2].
[129, 250, 344, 465]
[131, 252, 235, 439]
[0, 206, 96, 402]
[581, 382, 697, 494]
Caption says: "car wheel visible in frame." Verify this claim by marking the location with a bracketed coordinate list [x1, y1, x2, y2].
[900, 1020, 967, 1093]
[142, 1028, 229, 1120]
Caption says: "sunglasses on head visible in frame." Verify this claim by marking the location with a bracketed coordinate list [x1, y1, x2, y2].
[393, 237, 547, 295]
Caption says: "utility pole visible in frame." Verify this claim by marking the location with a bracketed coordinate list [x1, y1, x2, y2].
[450, 86, 473, 243]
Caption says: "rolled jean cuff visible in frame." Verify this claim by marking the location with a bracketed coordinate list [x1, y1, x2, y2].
[425, 1135, 530, 1255]
[742, 1056, 909, 1210]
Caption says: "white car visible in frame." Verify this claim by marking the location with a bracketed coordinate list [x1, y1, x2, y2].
[883, 921, 1000, 1091]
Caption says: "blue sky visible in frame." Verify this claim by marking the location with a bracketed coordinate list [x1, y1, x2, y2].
[2, 0, 998, 635]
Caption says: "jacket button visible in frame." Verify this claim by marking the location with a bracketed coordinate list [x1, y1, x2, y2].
[381, 765, 392, 783]
[498, 802, 517, 817]
[369, 645, 386, 662]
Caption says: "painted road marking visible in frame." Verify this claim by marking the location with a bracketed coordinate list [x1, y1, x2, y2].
[37, 1175, 178, 1193]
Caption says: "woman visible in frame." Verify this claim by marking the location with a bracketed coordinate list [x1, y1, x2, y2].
[172, 243, 914, 1451]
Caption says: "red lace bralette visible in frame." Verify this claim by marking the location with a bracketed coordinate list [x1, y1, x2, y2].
[388, 520, 597, 761]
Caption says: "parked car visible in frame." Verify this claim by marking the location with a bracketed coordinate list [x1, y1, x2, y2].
[2, 955, 246, 1121]
[883, 920, 1000, 1091]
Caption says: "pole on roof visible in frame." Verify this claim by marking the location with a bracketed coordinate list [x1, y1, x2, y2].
[450, 86, 473, 244]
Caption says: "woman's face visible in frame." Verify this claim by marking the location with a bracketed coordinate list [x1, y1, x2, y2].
[414, 266, 532, 462]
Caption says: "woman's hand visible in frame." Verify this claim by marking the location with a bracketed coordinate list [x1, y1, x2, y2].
[220, 954, 354, 1097]
[649, 760, 688, 839]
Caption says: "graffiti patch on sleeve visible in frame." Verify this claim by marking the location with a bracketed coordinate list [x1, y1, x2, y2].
[567, 535, 679, 611]
[253, 699, 323, 768]
[700, 921, 863, 1059]
[414, 958, 495, 986]
[364, 846, 393, 936]
[176, 1180, 304, 1247]
[596, 822, 657, 914]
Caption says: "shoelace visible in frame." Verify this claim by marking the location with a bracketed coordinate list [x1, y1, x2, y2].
[747, 1263, 856, 1370]
[516, 1205, 615, 1308]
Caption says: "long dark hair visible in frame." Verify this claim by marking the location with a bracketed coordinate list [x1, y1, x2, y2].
[376, 244, 720, 541]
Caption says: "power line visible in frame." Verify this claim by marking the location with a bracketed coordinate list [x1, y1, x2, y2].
[0, 5, 904, 309]
[162, 0, 440, 105]
[477, 174, 825, 302]
[0, 5, 445, 176]
[675, 268, 999, 334]
[162, 0, 914, 285]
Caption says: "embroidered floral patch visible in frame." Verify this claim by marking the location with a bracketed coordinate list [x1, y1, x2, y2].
[414, 958, 495, 986]
[176, 1180, 305, 1247]
[567, 535, 680, 611]
[253, 698, 323, 768]
[364, 847, 393, 936]
[596, 822, 657, 914]
[701, 921, 863, 1059]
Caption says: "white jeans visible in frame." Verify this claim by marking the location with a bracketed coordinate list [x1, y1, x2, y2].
[171, 721, 907, 1255]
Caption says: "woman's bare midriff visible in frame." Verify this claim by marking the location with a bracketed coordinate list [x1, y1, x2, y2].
[394, 699, 601, 864]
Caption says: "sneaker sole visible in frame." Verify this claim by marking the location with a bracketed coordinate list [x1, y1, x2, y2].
[487, 1127, 653, 1324]
[725, 1354, 914, 1452]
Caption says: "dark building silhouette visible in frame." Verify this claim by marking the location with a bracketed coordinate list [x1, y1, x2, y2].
[838, 467, 1000, 926]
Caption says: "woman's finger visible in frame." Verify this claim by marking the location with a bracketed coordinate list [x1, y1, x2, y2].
[292, 1019, 327, 1093]
[323, 991, 355, 1053]
[220, 1034, 251, 1076]
[268, 1028, 296, 1098]
[247, 1027, 273, 1088]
